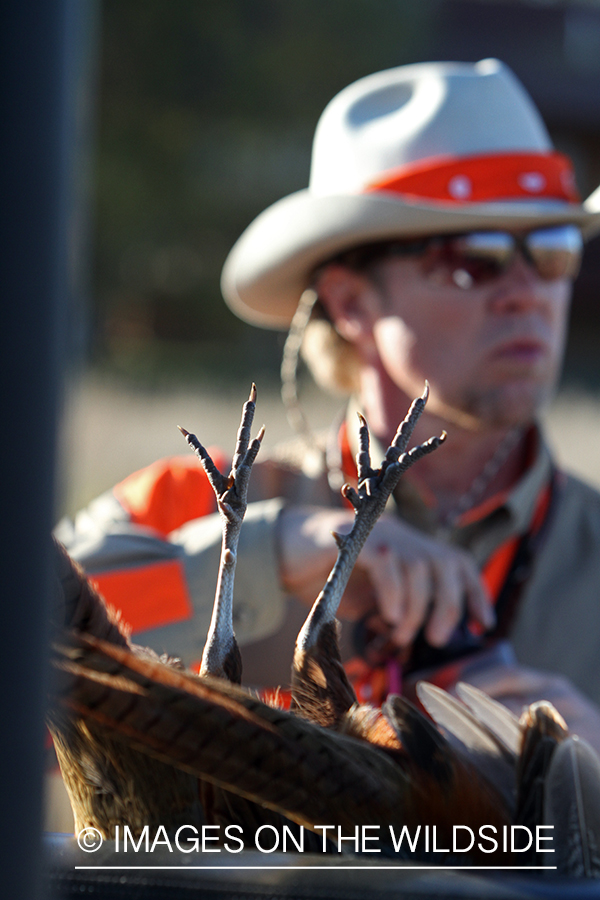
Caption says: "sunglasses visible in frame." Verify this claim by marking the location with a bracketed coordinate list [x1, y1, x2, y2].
[385, 224, 583, 289]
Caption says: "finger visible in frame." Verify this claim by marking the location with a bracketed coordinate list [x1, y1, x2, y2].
[461, 559, 495, 631]
[423, 558, 463, 647]
[390, 558, 431, 646]
[364, 545, 405, 627]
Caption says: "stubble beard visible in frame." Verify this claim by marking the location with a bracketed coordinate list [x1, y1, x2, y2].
[459, 378, 558, 430]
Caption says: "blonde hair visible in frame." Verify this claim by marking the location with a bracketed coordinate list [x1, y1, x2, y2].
[300, 314, 360, 397]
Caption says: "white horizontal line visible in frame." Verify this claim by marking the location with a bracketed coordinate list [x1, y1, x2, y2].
[75, 865, 557, 871]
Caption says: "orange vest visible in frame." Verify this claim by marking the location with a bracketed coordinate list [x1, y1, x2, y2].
[90, 452, 225, 636]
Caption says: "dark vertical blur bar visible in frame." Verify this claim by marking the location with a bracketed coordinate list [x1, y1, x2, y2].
[0, 2, 95, 897]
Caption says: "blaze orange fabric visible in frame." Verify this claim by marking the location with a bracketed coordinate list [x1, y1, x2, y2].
[345, 657, 391, 706]
[480, 537, 521, 608]
[339, 421, 357, 482]
[90, 559, 193, 634]
[479, 478, 553, 608]
[365, 151, 579, 204]
[113, 450, 227, 537]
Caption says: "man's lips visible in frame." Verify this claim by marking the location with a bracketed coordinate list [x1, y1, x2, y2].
[490, 338, 549, 363]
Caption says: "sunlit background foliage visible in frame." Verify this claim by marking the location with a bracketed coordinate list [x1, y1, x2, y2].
[88, 0, 600, 389]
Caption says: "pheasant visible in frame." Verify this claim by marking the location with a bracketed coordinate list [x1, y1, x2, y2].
[48, 386, 600, 874]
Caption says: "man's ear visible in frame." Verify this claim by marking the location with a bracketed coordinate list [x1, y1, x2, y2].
[315, 264, 381, 347]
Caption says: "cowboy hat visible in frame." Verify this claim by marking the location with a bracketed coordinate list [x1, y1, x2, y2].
[221, 58, 600, 330]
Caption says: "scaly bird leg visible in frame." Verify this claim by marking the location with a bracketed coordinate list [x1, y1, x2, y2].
[181, 387, 302, 846]
[292, 384, 446, 725]
[179, 384, 264, 683]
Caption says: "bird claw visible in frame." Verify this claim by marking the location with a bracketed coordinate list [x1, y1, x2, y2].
[180, 384, 264, 513]
[179, 385, 264, 683]
[296, 388, 444, 657]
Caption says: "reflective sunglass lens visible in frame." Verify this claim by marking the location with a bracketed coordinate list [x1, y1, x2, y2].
[525, 225, 583, 280]
[445, 232, 514, 286]
[453, 232, 514, 264]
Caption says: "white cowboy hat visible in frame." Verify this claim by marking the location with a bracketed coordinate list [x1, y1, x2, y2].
[221, 58, 600, 330]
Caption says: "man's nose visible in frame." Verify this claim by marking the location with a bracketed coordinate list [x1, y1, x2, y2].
[487, 252, 553, 313]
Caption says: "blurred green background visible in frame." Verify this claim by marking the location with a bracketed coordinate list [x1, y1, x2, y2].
[91, 1, 435, 385]
[87, 0, 600, 387]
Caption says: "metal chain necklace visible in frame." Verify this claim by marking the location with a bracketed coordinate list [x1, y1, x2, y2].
[438, 426, 524, 534]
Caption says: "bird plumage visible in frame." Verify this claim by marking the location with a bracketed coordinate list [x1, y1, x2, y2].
[47, 386, 600, 875]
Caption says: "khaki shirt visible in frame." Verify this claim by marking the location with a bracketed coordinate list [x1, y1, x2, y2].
[56, 421, 600, 705]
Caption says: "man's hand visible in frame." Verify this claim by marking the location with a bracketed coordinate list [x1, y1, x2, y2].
[278, 506, 494, 649]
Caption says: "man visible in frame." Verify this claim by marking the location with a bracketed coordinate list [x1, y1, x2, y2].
[59, 59, 600, 739]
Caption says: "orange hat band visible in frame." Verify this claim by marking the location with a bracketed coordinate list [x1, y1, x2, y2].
[364, 151, 580, 205]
